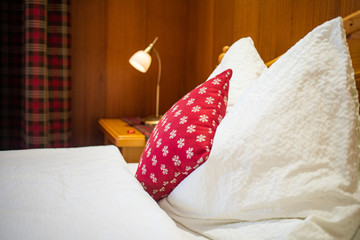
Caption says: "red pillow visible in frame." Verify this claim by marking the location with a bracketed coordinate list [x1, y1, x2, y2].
[135, 69, 232, 201]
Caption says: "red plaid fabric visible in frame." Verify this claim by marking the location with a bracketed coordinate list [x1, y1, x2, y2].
[0, 0, 71, 149]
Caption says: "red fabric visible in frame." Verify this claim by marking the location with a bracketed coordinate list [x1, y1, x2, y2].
[0, 0, 71, 149]
[136, 69, 232, 201]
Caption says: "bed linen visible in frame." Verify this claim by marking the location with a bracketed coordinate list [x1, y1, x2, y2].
[159, 17, 360, 240]
[0, 145, 203, 240]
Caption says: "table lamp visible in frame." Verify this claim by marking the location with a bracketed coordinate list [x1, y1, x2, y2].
[129, 37, 162, 125]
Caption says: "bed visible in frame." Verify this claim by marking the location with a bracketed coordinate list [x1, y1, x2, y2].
[1, 10, 360, 240]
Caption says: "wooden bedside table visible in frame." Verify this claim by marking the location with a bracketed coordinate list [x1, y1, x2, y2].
[98, 118, 146, 163]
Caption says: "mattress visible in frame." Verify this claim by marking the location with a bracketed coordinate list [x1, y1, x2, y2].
[0, 145, 203, 240]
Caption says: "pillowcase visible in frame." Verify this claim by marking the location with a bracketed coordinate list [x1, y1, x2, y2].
[136, 69, 232, 201]
[207, 37, 267, 112]
[160, 17, 360, 239]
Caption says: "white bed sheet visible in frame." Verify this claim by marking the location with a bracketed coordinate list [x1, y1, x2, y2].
[0, 145, 203, 240]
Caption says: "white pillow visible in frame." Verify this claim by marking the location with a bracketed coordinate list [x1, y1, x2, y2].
[207, 37, 266, 112]
[160, 17, 360, 239]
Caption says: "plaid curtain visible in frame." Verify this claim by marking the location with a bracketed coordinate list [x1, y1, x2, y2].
[0, 0, 71, 149]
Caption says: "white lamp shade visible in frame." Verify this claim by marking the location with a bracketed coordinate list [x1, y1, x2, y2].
[129, 50, 152, 73]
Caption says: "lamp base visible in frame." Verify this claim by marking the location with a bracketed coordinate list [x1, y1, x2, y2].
[142, 115, 162, 126]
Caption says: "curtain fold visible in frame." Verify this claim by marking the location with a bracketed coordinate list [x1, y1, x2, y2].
[1, 0, 71, 149]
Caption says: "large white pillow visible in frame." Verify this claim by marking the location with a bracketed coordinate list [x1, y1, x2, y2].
[207, 37, 266, 112]
[160, 17, 360, 239]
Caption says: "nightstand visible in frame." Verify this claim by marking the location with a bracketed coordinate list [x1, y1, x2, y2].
[98, 118, 146, 163]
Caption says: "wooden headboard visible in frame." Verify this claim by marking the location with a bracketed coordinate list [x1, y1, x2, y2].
[218, 10, 360, 84]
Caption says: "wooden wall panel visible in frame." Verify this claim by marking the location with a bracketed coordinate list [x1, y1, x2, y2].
[71, 0, 107, 146]
[71, 0, 360, 147]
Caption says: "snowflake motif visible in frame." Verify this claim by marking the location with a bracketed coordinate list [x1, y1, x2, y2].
[218, 115, 223, 122]
[212, 78, 221, 85]
[170, 178, 177, 184]
[208, 128, 213, 134]
[187, 98, 195, 105]
[141, 164, 146, 175]
[174, 172, 180, 177]
[171, 105, 178, 113]
[156, 138, 162, 148]
[154, 131, 159, 141]
[212, 109, 216, 115]
[197, 157, 204, 164]
[196, 134, 206, 142]
[146, 148, 151, 158]
[199, 114, 209, 122]
[186, 147, 194, 159]
[153, 189, 158, 194]
[218, 90, 222, 96]
[152, 155, 157, 166]
[206, 146, 210, 152]
[210, 139, 213, 145]
[179, 116, 188, 124]
[183, 93, 190, 100]
[192, 105, 201, 112]
[224, 96, 228, 105]
[218, 101, 222, 108]
[169, 129, 177, 139]
[205, 97, 215, 104]
[162, 146, 169, 156]
[185, 166, 192, 171]
[172, 155, 181, 166]
[177, 138, 185, 148]
[140, 181, 147, 190]
[193, 163, 200, 169]
[163, 181, 169, 186]
[174, 110, 182, 117]
[198, 87, 207, 94]
[150, 173, 157, 183]
[161, 116, 168, 126]
[212, 120, 216, 127]
[144, 142, 150, 152]
[160, 164, 168, 175]
[159, 187, 165, 192]
[164, 123, 171, 132]
[187, 124, 196, 133]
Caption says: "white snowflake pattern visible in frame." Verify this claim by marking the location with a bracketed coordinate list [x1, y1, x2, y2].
[164, 123, 171, 132]
[174, 172, 180, 177]
[186, 147, 194, 159]
[171, 105, 178, 113]
[163, 181, 169, 186]
[192, 105, 201, 112]
[153, 189, 158, 194]
[206, 146, 210, 152]
[197, 157, 204, 164]
[198, 87, 207, 94]
[212, 109, 216, 115]
[179, 116, 188, 124]
[199, 114, 209, 122]
[161, 116, 168, 126]
[174, 110, 182, 117]
[218, 115, 223, 122]
[183, 93, 190, 100]
[208, 128, 213, 134]
[211, 139, 214, 145]
[146, 148, 152, 157]
[213, 120, 216, 127]
[177, 138, 185, 148]
[218, 90, 222, 96]
[170, 178, 177, 184]
[159, 187, 165, 192]
[160, 164, 168, 175]
[212, 78, 221, 85]
[196, 134, 206, 142]
[140, 181, 147, 190]
[186, 98, 195, 105]
[187, 124, 196, 133]
[162, 146, 169, 156]
[169, 129, 177, 139]
[224, 96, 228, 105]
[172, 155, 181, 166]
[150, 173, 157, 183]
[205, 97, 215, 104]
[141, 164, 147, 175]
[156, 138, 162, 148]
[218, 101, 222, 108]
[152, 155, 157, 166]
[185, 166, 192, 171]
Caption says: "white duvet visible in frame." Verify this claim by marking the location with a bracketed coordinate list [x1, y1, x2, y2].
[0, 146, 203, 240]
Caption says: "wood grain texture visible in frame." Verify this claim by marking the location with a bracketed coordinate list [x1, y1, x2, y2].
[71, 0, 360, 147]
